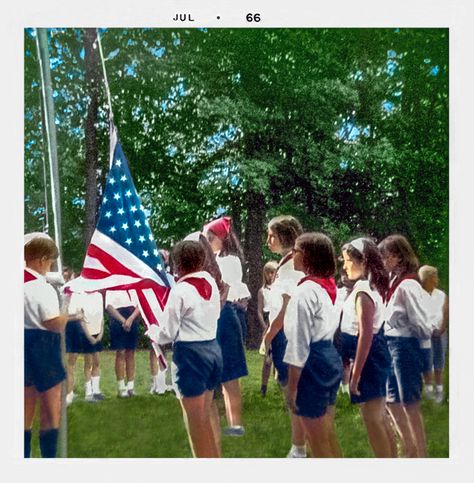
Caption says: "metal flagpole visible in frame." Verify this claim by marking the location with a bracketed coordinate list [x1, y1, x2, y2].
[96, 29, 117, 169]
[36, 27, 67, 458]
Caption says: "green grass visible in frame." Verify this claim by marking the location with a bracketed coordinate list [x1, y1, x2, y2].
[30, 350, 449, 458]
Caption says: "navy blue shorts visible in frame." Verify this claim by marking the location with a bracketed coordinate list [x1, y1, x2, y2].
[386, 336, 423, 404]
[432, 333, 448, 370]
[271, 329, 289, 386]
[109, 306, 139, 351]
[233, 304, 248, 345]
[339, 331, 391, 404]
[66, 320, 102, 354]
[25, 329, 66, 392]
[216, 302, 248, 383]
[173, 339, 223, 397]
[295, 340, 343, 419]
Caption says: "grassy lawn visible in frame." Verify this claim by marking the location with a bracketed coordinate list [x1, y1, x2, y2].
[30, 349, 449, 458]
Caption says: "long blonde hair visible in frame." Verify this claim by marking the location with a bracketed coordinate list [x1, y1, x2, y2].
[262, 260, 278, 289]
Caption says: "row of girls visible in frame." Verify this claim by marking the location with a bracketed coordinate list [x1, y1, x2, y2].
[260, 215, 436, 458]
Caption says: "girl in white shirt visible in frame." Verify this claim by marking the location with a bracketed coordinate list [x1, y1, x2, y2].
[283, 232, 343, 457]
[257, 260, 278, 396]
[339, 237, 396, 457]
[379, 234, 431, 458]
[24, 236, 68, 458]
[149, 240, 223, 457]
[204, 216, 249, 436]
[262, 215, 306, 458]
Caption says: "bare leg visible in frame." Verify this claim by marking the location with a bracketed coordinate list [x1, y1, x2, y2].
[222, 379, 242, 426]
[91, 352, 100, 378]
[180, 391, 220, 457]
[423, 370, 434, 386]
[325, 405, 342, 457]
[25, 386, 38, 430]
[291, 413, 306, 447]
[149, 349, 158, 377]
[38, 383, 63, 430]
[84, 354, 92, 383]
[125, 349, 135, 382]
[386, 402, 417, 457]
[66, 353, 78, 394]
[360, 398, 397, 457]
[404, 402, 427, 457]
[301, 414, 333, 457]
[115, 350, 125, 381]
[434, 369, 444, 386]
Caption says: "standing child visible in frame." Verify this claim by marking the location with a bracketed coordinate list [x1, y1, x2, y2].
[64, 290, 105, 404]
[262, 215, 306, 458]
[418, 265, 449, 403]
[378, 234, 432, 457]
[147, 240, 223, 457]
[283, 232, 343, 457]
[257, 261, 278, 397]
[24, 236, 68, 458]
[203, 216, 250, 436]
[339, 237, 396, 457]
[105, 291, 141, 397]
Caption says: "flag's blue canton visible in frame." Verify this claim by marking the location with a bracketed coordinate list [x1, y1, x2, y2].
[97, 141, 169, 286]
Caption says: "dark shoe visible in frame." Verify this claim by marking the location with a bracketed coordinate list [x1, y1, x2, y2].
[93, 393, 105, 401]
[222, 426, 245, 436]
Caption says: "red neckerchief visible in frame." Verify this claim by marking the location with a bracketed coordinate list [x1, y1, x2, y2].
[181, 277, 213, 301]
[385, 273, 418, 303]
[298, 276, 337, 305]
[24, 269, 38, 284]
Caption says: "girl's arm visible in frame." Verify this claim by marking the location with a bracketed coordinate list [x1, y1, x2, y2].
[106, 305, 127, 325]
[123, 306, 141, 332]
[350, 292, 375, 396]
[263, 294, 290, 346]
[286, 365, 303, 412]
[42, 314, 68, 332]
[257, 288, 266, 330]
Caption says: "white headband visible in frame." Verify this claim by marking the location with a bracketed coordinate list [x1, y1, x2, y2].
[184, 231, 202, 242]
[350, 237, 366, 254]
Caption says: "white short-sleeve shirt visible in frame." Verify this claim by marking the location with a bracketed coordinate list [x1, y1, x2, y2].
[268, 257, 305, 324]
[24, 268, 61, 330]
[105, 290, 134, 309]
[423, 287, 447, 331]
[68, 292, 104, 335]
[340, 280, 385, 336]
[155, 271, 221, 344]
[283, 279, 337, 368]
[216, 254, 251, 302]
[384, 278, 432, 340]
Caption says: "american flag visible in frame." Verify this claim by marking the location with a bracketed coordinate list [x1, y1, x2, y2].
[68, 127, 172, 366]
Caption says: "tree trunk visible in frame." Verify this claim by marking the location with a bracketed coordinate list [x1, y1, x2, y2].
[243, 189, 266, 349]
[83, 28, 100, 246]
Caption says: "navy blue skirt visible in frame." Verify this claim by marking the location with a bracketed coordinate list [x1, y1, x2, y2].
[25, 329, 66, 392]
[296, 340, 343, 419]
[109, 306, 139, 351]
[386, 336, 423, 404]
[66, 320, 102, 354]
[271, 329, 289, 386]
[173, 339, 223, 397]
[233, 304, 248, 345]
[216, 302, 248, 383]
[339, 331, 391, 404]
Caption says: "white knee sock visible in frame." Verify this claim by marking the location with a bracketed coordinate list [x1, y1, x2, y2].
[91, 375, 101, 394]
[85, 380, 93, 396]
[118, 379, 126, 391]
[127, 380, 134, 391]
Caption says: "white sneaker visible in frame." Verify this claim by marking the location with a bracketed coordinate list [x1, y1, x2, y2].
[118, 389, 129, 398]
[286, 447, 306, 458]
[434, 391, 444, 404]
[66, 392, 75, 406]
[424, 386, 435, 401]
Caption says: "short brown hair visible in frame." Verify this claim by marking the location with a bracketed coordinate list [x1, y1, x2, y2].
[24, 237, 59, 263]
[296, 232, 336, 278]
[268, 215, 303, 249]
[171, 241, 206, 276]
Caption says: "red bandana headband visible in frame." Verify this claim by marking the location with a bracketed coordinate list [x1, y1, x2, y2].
[204, 216, 232, 240]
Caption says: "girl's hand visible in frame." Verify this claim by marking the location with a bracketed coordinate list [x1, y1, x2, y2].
[349, 375, 361, 396]
[123, 317, 133, 332]
[282, 293, 291, 304]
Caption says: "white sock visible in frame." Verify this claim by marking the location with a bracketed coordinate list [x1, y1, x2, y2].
[436, 384, 444, 392]
[85, 380, 93, 397]
[66, 391, 74, 404]
[91, 375, 101, 394]
[118, 379, 126, 391]
[291, 444, 306, 455]
[127, 380, 134, 391]
[425, 384, 434, 392]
